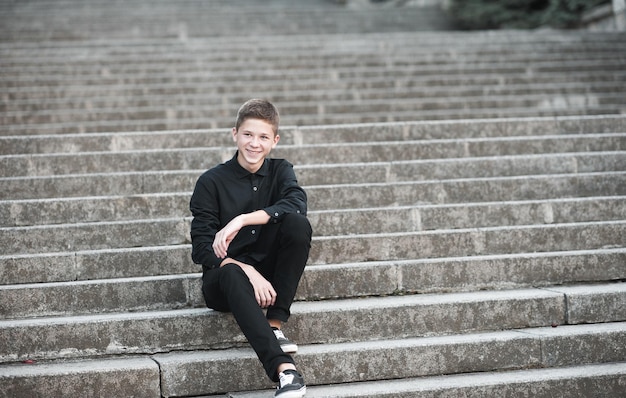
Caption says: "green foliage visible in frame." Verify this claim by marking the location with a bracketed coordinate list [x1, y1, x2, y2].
[448, 0, 611, 30]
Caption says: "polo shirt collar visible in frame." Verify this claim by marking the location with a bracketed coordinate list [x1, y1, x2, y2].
[228, 151, 269, 178]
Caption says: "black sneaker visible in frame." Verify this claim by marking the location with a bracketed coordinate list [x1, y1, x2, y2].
[272, 327, 298, 354]
[275, 369, 306, 398]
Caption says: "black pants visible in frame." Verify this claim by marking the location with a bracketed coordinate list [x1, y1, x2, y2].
[202, 213, 312, 381]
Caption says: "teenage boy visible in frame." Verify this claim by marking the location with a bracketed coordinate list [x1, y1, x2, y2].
[190, 99, 311, 397]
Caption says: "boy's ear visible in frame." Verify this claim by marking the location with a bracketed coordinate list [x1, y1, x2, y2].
[273, 133, 280, 147]
[231, 127, 238, 142]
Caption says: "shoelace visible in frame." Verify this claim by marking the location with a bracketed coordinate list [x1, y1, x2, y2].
[273, 329, 286, 339]
[278, 371, 295, 387]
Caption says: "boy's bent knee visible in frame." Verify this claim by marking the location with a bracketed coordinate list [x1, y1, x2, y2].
[217, 263, 248, 285]
[281, 214, 312, 239]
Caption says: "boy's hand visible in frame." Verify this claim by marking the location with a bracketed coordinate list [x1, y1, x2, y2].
[213, 210, 271, 259]
[243, 265, 277, 308]
[220, 258, 277, 308]
[213, 216, 244, 259]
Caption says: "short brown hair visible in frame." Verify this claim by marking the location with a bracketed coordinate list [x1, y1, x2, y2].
[235, 99, 280, 135]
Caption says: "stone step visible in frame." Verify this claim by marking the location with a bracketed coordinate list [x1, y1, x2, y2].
[2, 285, 625, 363]
[1, 151, 623, 200]
[0, 3, 455, 41]
[2, 38, 623, 64]
[0, 58, 626, 87]
[0, 218, 189, 254]
[3, 35, 622, 67]
[154, 322, 626, 396]
[2, 228, 623, 286]
[3, 38, 622, 69]
[4, 43, 623, 68]
[0, 29, 624, 54]
[2, 31, 623, 62]
[1, 30, 623, 133]
[2, 133, 624, 178]
[300, 248, 626, 301]
[3, 115, 625, 155]
[4, 74, 625, 111]
[2, 218, 624, 273]
[4, 58, 624, 89]
[40, 194, 626, 235]
[2, 196, 625, 253]
[2, 238, 624, 318]
[309, 220, 626, 265]
[1, 34, 622, 58]
[3, 171, 623, 227]
[0, 274, 200, 320]
[1, 29, 622, 51]
[3, 84, 625, 124]
[305, 171, 626, 210]
[232, 362, 626, 398]
[0, 274, 202, 320]
[3, 83, 626, 120]
[0, 356, 161, 398]
[0, 1, 623, 395]
[2, 86, 624, 117]
[4, 105, 624, 135]
[0, 244, 198, 285]
[2, 93, 625, 127]
[5, 79, 622, 109]
[2, 358, 625, 398]
[1, 32, 622, 67]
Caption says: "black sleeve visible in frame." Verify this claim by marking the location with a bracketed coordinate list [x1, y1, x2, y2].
[189, 172, 222, 270]
[263, 160, 307, 223]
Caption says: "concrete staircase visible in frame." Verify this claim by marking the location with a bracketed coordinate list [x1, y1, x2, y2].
[2, 29, 626, 134]
[1, 0, 626, 397]
[0, 0, 455, 41]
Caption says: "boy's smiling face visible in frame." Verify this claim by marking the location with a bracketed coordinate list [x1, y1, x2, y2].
[232, 118, 280, 173]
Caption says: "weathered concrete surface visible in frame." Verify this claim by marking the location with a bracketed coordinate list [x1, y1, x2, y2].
[0, 357, 161, 398]
[156, 323, 626, 396]
[1, 1, 625, 395]
[231, 362, 626, 398]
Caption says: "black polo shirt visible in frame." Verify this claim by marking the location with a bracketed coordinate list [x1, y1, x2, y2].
[189, 152, 307, 270]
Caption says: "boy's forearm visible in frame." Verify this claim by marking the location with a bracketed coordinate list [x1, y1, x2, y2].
[239, 209, 271, 226]
[219, 257, 249, 269]
[212, 210, 272, 260]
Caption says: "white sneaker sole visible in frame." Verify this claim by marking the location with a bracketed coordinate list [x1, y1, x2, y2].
[280, 343, 298, 354]
[275, 385, 306, 398]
